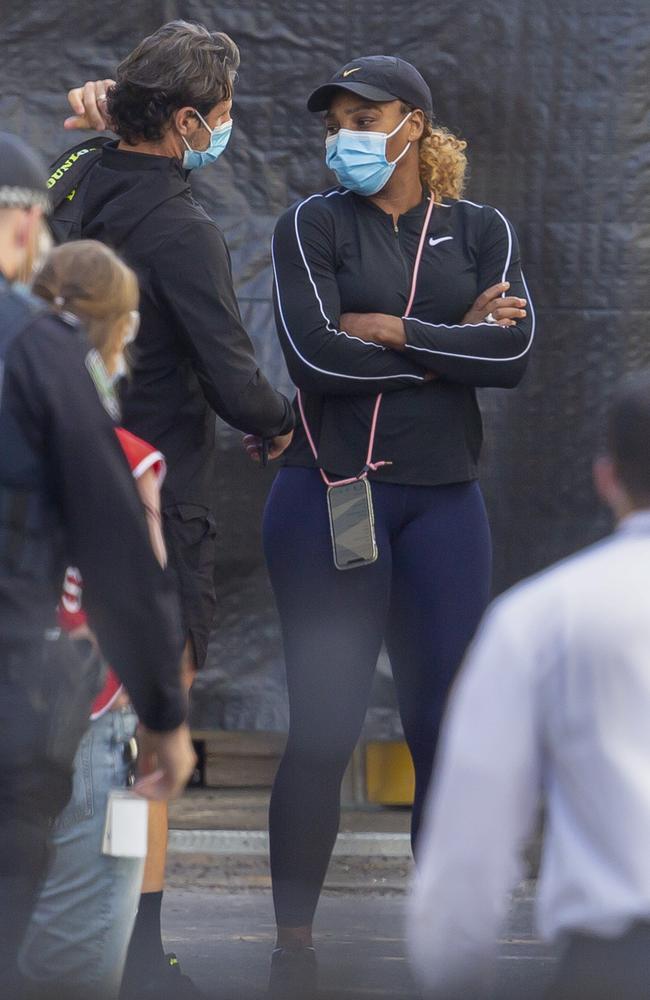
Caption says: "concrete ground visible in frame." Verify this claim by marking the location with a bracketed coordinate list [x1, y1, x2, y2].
[162, 875, 554, 1000]
[163, 789, 555, 999]
[168, 788, 412, 834]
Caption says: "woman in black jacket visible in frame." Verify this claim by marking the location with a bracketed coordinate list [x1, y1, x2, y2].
[257, 54, 535, 996]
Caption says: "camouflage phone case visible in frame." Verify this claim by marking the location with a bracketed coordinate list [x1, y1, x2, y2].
[326, 478, 378, 571]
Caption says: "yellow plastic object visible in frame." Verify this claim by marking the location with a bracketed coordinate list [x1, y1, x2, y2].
[365, 740, 415, 806]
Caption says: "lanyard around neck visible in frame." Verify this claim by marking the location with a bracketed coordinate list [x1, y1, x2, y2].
[298, 192, 436, 488]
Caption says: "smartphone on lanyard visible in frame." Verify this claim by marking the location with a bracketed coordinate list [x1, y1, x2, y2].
[327, 478, 378, 570]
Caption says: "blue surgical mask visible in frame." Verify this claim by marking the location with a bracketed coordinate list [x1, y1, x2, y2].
[182, 111, 232, 171]
[325, 113, 412, 196]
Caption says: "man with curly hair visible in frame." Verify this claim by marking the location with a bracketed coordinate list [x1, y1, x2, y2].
[45, 19, 295, 1000]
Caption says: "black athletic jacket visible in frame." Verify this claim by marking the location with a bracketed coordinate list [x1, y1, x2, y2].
[272, 189, 535, 485]
[77, 142, 294, 508]
[0, 278, 185, 731]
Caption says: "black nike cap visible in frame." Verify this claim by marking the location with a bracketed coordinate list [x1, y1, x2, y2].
[307, 55, 434, 119]
[0, 132, 50, 212]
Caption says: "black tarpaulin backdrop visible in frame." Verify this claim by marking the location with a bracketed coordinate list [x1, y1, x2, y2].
[2, 1, 649, 730]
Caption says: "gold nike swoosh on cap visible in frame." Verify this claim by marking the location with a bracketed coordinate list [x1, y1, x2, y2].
[342, 67, 362, 77]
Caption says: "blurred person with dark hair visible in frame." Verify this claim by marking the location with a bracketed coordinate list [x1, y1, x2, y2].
[0, 133, 194, 999]
[408, 370, 650, 999]
[55, 20, 294, 997]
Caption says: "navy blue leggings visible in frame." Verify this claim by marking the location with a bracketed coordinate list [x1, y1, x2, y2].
[263, 467, 492, 927]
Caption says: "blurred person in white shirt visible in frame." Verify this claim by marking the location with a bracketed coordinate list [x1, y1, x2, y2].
[408, 369, 650, 1000]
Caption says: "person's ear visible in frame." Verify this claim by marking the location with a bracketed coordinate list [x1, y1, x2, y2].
[407, 109, 425, 142]
[174, 107, 200, 138]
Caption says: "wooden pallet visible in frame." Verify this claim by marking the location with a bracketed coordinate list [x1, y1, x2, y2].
[191, 730, 287, 789]
[190, 730, 367, 804]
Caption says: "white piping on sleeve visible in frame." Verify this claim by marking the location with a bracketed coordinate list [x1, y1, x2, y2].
[271, 197, 425, 386]
[293, 192, 386, 350]
[403, 203, 535, 366]
[459, 200, 512, 289]
[493, 207, 513, 287]
[404, 268, 536, 365]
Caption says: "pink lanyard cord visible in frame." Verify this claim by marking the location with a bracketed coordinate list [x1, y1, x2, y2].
[405, 193, 435, 316]
[299, 192, 436, 489]
[297, 390, 386, 487]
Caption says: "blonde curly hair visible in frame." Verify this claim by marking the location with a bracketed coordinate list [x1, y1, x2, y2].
[410, 110, 468, 201]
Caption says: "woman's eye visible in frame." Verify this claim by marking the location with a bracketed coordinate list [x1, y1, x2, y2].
[356, 118, 375, 129]
[326, 125, 339, 136]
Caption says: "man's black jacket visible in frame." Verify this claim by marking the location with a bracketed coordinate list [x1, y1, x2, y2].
[78, 142, 294, 507]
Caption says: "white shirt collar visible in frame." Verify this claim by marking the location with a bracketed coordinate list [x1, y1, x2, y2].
[616, 509, 650, 536]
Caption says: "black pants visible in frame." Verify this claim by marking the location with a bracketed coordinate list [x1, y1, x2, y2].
[163, 502, 218, 670]
[0, 634, 102, 995]
[547, 923, 650, 1000]
[264, 468, 492, 927]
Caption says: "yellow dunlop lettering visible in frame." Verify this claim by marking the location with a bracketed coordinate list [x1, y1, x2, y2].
[46, 148, 96, 189]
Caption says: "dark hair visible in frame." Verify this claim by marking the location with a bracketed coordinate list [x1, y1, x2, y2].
[107, 20, 239, 145]
[608, 369, 650, 505]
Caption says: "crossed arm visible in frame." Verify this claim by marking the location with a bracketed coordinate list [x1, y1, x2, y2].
[340, 280, 527, 349]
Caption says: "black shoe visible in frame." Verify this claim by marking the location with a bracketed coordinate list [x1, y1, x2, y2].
[121, 953, 203, 1000]
[268, 946, 318, 999]
[162, 953, 204, 999]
